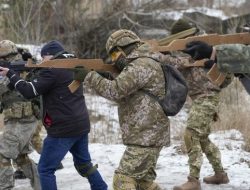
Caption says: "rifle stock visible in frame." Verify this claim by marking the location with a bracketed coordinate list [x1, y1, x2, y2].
[0, 60, 32, 72]
[146, 27, 198, 47]
[151, 32, 250, 52]
[26, 58, 119, 93]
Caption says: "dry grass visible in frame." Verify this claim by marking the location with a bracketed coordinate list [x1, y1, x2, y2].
[213, 79, 250, 152]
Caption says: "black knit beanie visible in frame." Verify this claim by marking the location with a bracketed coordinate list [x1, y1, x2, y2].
[41, 40, 65, 57]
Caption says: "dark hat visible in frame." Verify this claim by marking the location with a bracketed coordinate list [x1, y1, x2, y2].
[41, 40, 65, 57]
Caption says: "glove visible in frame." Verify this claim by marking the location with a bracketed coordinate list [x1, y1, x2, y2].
[97, 71, 114, 80]
[18, 48, 32, 61]
[73, 66, 90, 82]
[234, 73, 245, 78]
[204, 59, 215, 69]
[21, 52, 32, 61]
[183, 41, 213, 60]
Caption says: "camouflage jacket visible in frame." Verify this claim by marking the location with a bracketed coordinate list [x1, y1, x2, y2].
[84, 43, 170, 147]
[154, 52, 233, 100]
[0, 55, 35, 121]
[215, 44, 250, 73]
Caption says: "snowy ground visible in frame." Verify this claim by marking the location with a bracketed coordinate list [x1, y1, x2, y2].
[13, 129, 250, 190]
[0, 94, 248, 190]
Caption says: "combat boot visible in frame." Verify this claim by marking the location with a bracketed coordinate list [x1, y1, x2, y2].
[138, 180, 162, 190]
[14, 170, 27, 179]
[203, 171, 229, 184]
[173, 176, 201, 190]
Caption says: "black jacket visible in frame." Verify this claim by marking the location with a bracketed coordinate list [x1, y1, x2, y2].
[7, 65, 90, 137]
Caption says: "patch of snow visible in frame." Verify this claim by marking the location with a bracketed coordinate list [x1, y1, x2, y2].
[14, 129, 250, 190]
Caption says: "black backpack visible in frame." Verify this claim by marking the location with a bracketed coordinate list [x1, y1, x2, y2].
[143, 62, 188, 116]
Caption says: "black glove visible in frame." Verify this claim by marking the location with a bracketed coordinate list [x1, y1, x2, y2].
[21, 52, 32, 61]
[204, 60, 215, 69]
[73, 66, 90, 82]
[234, 73, 245, 78]
[97, 71, 114, 80]
[183, 41, 213, 60]
[18, 48, 32, 61]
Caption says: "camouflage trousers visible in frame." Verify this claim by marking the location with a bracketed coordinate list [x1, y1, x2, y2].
[31, 121, 43, 154]
[114, 145, 162, 190]
[13, 121, 43, 173]
[184, 129, 224, 178]
[0, 117, 41, 190]
[185, 93, 224, 178]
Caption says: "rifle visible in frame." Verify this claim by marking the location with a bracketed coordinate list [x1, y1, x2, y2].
[147, 27, 198, 46]
[0, 60, 33, 73]
[25, 58, 119, 93]
[151, 32, 250, 52]
[25, 32, 250, 93]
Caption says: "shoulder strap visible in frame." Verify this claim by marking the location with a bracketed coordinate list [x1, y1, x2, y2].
[183, 59, 206, 67]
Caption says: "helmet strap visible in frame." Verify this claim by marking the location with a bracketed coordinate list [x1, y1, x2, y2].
[117, 47, 126, 56]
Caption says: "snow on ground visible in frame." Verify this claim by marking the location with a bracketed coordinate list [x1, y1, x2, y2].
[14, 129, 250, 190]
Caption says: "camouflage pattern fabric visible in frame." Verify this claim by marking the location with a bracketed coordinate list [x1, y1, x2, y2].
[0, 53, 41, 189]
[186, 93, 219, 135]
[155, 51, 228, 179]
[15, 154, 40, 189]
[184, 93, 224, 178]
[84, 43, 170, 147]
[116, 145, 161, 181]
[85, 42, 166, 190]
[113, 173, 137, 190]
[184, 129, 223, 178]
[0, 154, 13, 190]
[154, 52, 222, 99]
[216, 44, 250, 73]
[31, 121, 43, 154]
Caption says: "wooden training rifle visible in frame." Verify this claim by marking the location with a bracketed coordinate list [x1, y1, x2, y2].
[151, 32, 250, 86]
[26, 58, 119, 93]
[25, 32, 250, 92]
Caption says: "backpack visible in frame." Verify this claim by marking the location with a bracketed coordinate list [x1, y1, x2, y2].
[142, 61, 188, 116]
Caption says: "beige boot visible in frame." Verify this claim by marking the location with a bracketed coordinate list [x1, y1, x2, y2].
[113, 173, 137, 190]
[173, 176, 201, 190]
[138, 180, 162, 190]
[203, 172, 229, 184]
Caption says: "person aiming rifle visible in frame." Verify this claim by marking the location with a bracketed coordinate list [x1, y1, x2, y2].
[0, 40, 41, 189]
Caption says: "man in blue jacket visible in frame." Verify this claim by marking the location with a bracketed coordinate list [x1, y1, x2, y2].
[0, 40, 107, 190]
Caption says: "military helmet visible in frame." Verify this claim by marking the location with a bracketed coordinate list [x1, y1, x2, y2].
[106, 29, 140, 54]
[0, 40, 18, 58]
[170, 19, 193, 35]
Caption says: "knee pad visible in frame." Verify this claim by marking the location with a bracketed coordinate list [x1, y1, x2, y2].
[0, 154, 11, 167]
[113, 173, 137, 190]
[74, 162, 98, 178]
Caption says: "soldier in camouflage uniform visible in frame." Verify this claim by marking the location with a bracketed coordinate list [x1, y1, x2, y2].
[160, 20, 230, 190]
[73, 29, 171, 190]
[11, 47, 44, 180]
[0, 40, 41, 189]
